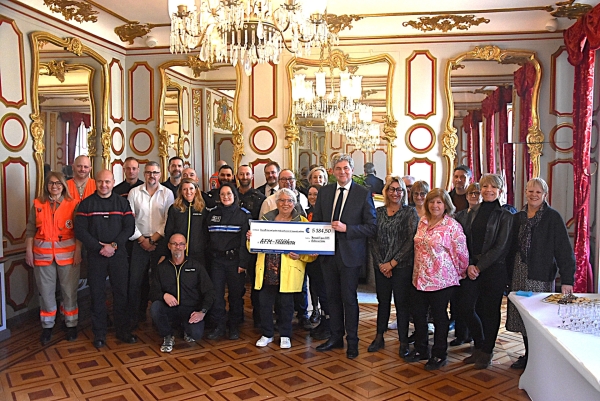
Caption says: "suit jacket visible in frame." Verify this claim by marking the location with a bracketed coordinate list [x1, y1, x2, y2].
[255, 183, 278, 198]
[313, 182, 377, 267]
[364, 174, 384, 195]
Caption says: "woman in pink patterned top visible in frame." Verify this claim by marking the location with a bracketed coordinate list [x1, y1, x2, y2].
[404, 188, 469, 370]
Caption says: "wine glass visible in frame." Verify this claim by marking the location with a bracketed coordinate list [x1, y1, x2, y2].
[558, 304, 570, 329]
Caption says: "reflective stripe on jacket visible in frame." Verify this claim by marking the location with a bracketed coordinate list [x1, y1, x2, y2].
[33, 198, 77, 266]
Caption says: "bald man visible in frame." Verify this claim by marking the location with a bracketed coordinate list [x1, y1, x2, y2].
[67, 155, 96, 203]
[75, 169, 136, 348]
[182, 167, 199, 183]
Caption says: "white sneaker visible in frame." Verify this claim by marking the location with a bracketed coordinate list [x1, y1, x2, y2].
[160, 335, 174, 353]
[256, 336, 274, 347]
[388, 320, 398, 330]
[280, 337, 291, 349]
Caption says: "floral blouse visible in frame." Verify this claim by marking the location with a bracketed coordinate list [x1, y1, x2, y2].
[413, 214, 469, 291]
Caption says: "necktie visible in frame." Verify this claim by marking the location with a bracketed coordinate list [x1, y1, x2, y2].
[332, 187, 345, 221]
[270, 188, 275, 195]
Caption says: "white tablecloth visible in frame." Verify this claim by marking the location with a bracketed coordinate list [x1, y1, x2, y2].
[508, 292, 600, 401]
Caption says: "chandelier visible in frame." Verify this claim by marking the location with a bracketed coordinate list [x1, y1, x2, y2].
[291, 47, 381, 152]
[168, 0, 336, 75]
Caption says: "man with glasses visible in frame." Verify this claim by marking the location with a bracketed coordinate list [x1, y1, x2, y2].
[402, 175, 416, 206]
[150, 234, 215, 352]
[75, 170, 136, 348]
[449, 165, 472, 212]
[258, 169, 308, 219]
[127, 162, 174, 330]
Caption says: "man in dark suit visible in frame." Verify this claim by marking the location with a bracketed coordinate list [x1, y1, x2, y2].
[312, 154, 377, 359]
[363, 162, 384, 194]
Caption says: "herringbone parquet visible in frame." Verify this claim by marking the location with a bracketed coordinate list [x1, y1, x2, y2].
[0, 286, 531, 400]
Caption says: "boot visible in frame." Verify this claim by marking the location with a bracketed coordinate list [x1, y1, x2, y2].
[464, 348, 482, 364]
[474, 351, 493, 369]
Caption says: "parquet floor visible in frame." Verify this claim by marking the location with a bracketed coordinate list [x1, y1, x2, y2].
[0, 287, 531, 400]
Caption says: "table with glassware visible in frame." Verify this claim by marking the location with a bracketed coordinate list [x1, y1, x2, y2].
[508, 292, 600, 401]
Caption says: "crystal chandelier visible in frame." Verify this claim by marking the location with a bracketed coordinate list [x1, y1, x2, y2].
[291, 47, 380, 152]
[168, 0, 335, 75]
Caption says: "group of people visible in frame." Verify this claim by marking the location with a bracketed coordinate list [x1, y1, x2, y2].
[26, 154, 575, 373]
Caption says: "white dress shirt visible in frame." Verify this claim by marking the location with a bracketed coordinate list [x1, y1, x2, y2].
[127, 184, 174, 240]
[331, 181, 352, 221]
[264, 184, 279, 198]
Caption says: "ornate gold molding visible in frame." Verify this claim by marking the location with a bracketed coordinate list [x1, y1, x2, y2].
[114, 22, 159, 45]
[187, 55, 217, 77]
[326, 14, 363, 34]
[43, 60, 67, 83]
[403, 14, 490, 33]
[192, 89, 202, 126]
[442, 45, 543, 189]
[43, 0, 98, 23]
[551, 0, 592, 19]
[213, 97, 233, 131]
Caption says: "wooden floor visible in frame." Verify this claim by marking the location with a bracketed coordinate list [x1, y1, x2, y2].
[0, 288, 531, 400]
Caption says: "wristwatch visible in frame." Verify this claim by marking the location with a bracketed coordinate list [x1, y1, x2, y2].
[111, 242, 118, 249]
[148, 238, 156, 246]
[201, 308, 208, 314]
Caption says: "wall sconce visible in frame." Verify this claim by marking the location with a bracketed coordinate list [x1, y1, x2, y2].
[545, 18, 558, 32]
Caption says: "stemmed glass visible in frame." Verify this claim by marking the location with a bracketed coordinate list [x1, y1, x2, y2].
[558, 304, 571, 329]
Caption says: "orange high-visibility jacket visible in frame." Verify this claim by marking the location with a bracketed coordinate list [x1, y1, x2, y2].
[32, 198, 78, 266]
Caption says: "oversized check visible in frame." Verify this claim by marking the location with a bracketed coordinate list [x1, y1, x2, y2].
[249, 220, 335, 255]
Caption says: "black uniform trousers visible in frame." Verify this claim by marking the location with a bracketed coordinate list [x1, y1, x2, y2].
[129, 241, 160, 324]
[87, 253, 130, 340]
[210, 258, 245, 329]
[150, 301, 205, 340]
[374, 264, 412, 343]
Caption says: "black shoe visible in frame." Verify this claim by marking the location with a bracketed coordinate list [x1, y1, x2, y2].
[399, 343, 410, 358]
[117, 333, 137, 344]
[449, 337, 472, 346]
[310, 319, 331, 340]
[407, 333, 415, 345]
[510, 355, 528, 369]
[66, 327, 77, 342]
[229, 327, 240, 340]
[40, 328, 52, 345]
[93, 338, 106, 349]
[367, 337, 384, 353]
[316, 338, 344, 352]
[207, 327, 225, 340]
[346, 347, 359, 359]
[404, 349, 430, 362]
[425, 356, 448, 370]
[309, 310, 320, 324]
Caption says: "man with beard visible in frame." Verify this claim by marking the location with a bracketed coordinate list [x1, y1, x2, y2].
[162, 157, 183, 197]
[114, 157, 144, 198]
[150, 234, 215, 352]
[449, 165, 472, 212]
[203, 164, 236, 209]
[75, 170, 136, 348]
[209, 160, 227, 190]
[256, 161, 280, 198]
[67, 155, 95, 203]
[128, 162, 174, 329]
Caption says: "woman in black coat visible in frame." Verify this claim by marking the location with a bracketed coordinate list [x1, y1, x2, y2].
[506, 178, 575, 369]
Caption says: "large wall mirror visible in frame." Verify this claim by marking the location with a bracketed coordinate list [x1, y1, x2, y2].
[158, 57, 242, 175]
[442, 45, 542, 189]
[285, 50, 397, 175]
[30, 32, 110, 196]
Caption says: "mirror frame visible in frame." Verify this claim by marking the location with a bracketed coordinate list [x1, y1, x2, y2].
[442, 45, 543, 189]
[158, 57, 243, 174]
[285, 49, 397, 173]
[30, 32, 110, 197]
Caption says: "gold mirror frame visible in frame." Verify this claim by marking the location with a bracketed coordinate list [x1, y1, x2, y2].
[285, 50, 397, 173]
[158, 59, 243, 174]
[442, 45, 543, 189]
[30, 32, 110, 197]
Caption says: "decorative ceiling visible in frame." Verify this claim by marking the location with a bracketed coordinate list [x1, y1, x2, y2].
[15, 0, 599, 49]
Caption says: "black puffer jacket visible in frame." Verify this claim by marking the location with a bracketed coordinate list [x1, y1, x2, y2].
[160, 200, 207, 264]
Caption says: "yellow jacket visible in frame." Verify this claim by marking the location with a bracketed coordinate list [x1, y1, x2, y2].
[249, 211, 317, 292]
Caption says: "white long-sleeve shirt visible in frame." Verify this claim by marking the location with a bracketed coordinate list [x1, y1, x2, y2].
[127, 184, 174, 240]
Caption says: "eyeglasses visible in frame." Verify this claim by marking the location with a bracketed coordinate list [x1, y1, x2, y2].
[220, 192, 233, 197]
[277, 198, 294, 204]
[387, 187, 403, 194]
[279, 177, 295, 182]
[406, 185, 413, 189]
[48, 181, 63, 187]
[144, 171, 160, 176]
[468, 191, 481, 197]
[169, 242, 186, 248]
[413, 192, 427, 197]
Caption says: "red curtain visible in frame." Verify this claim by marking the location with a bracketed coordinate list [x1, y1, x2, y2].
[60, 112, 91, 165]
[482, 93, 496, 173]
[564, 4, 600, 292]
[471, 110, 483, 181]
[498, 86, 514, 205]
[463, 113, 473, 173]
[514, 64, 536, 182]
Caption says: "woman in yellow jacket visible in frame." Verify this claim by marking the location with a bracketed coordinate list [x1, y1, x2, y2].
[248, 188, 316, 349]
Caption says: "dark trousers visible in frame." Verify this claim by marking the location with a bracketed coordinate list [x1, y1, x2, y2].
[322, 254, 360, 348]
[259, 284, 294, 338]
[411, 286, 454, 359]
[451, 279, 470, 340]
[374, 264, 412, 344]
[129, 241, 159, 324]
[293, 272, 309, 318]
[306, 259, 329, 315]
[246, 254, 260, 323]
[458, 267, 506, 354]
[87, 254, 130, 339]
[210, 259, 245, 329]
[150, 300, 205, 340]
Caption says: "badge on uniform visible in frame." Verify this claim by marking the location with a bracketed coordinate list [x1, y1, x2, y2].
[65, 220, 73, 229]
[211, 215, 221, 222]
